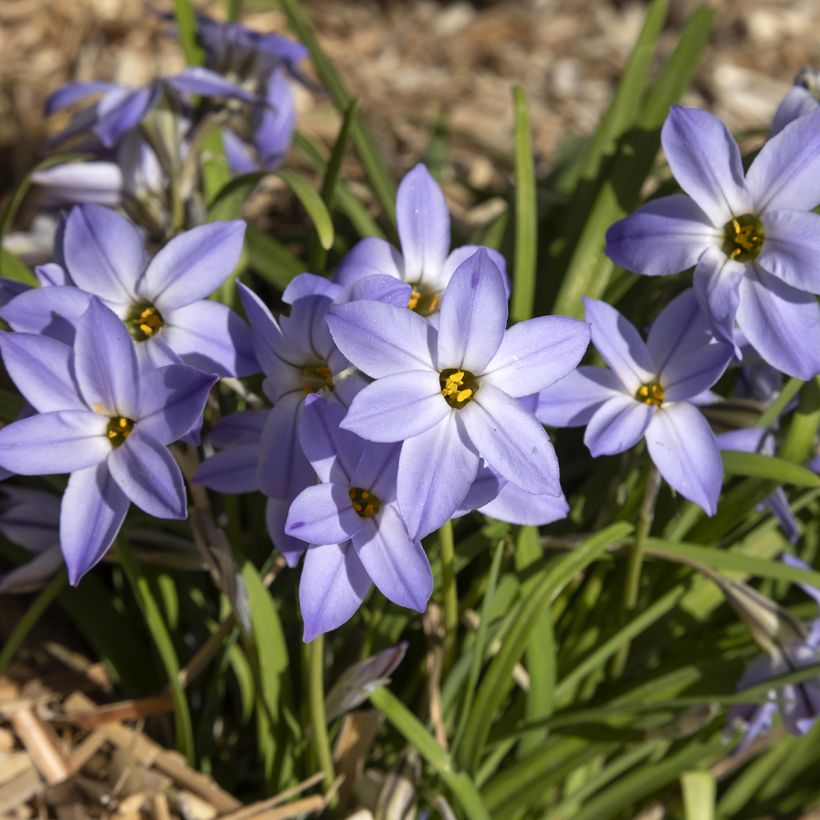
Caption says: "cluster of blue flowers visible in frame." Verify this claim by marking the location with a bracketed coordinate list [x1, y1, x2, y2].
[0, 13, 819, 748]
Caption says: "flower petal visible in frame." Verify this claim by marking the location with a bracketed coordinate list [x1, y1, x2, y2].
[648, 288, 734, 401]
[166, 67, 258, 103]
[461, 382, 561, 496]
[746, 108, 820, 213]
[282, 273, 343, 304]
[299, 541, 370, 642]
[0, 332, 85, 413]
[736, 265, 820, 379]
[194, 445, 260, 494]
[645, 402, 722, 514]
[136, 365, 216, 445]
[398, 413, 479, 539]
[140, 221, 246, 310]
[0, 410, 109, 475]
[535, 366, 622, 427]
[605, 194, 719, 275]
[63, 204, 143, 303]
[436, 248, 507, 373]
[286, 483, 364, 545]
[162, 300, 258, 377]
[60, 462, 129, 585]
[353, 506, 432, 612]
[107, 429, 186, 518]
[334, 237, 404, 286]
[0, 285, 93, 345]
[661, 106, 751, 224]
[0, 546, 64, 594]
[299, 394, 364, 483]
[341, 371, 447, 443]
[440, 246, 509, 294]
[396, 164, 450, 286]
[583, 297, 654, 393]
[45, 81, 116, 114]
[475, 470, 569, 526]
[32, 161, 124, 207]
[345, 275, 413, 308]
[483, 315, 590, 396]
[74, 298, 139, 418]
[237, 282, 288, 375]
[326, 300, 435, 378]
[692, 245, 746, 347]
[584, 394, 653, 457]
[758, 209, 820, 293]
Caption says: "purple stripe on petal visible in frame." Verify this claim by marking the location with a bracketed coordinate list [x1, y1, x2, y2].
[584, 394, 653, 457]
[535, 366, 622, 427]
[60, 462, 129, 585]
[645, 402, 722, 515]
[437, 248, 507, 373]
[299, 394, 363, 483]
[758, 209, 820, 294]
[285, 483, 364, 545]
[0, 410, 109, 475]
[441, 246, 509, 295]
[107, 429, 186, 519]
[299, 541, 370, 642]
[693, 246, 746, 349]
[352, 506, 432, 612]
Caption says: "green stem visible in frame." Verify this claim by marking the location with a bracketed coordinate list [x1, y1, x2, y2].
[308, 634, 336, 796]
[439, 519, 458, 672]
[612, 465, 661, 677]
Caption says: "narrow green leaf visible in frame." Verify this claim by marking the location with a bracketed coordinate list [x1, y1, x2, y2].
[173, 0, 205, 67]
[459, 522, 633, 773]
[276, 169, 334, 250]
[200, 128, 232, 204]
[0, 249, 37, 287]
[511, 86, 537, 322]
[681, 770, 715, 820]
[722, 450, 820, 487]
[117, 539, 195, 763]
[278, 0, 397, 224]
[244, 227, 304, 288]
[369, 687, 491, 820]
[757, 377, 803, 429]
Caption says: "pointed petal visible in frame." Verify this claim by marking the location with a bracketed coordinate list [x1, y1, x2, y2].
[32, 161, 124, 207]
[0, 332, 85, 412]
[107, 430, 186, 518]
[136, 365, 216, 445]
[583, 298, 654, 393]
[326, 300, 435, 378]
[194, 445, 260, 494]
[397, 164, 450, 286]
[282, 273, 343, 304]
[300, 541, 370, 641]
[353, 507, 432, 611]
[584, 394, 653, 457]
[441, 246, 509, 294]
[661, 106, 751, 224]
[0, 411, 109, 475]
[461, 382, 561, 496]
[437, 248, 508, 372]
[645, 402, 722, 515]
[237, 282, 288, 375]
[398, 414, 479, 539]
[648, 288, 734, 401]
[252, 70, 295, 167]
[286, 483, 364, 545]
[162, 300, 258, 377]
[0, 285, 92, 344]
[45, 81, 116, 114]
[345, 275, 413, 308]
[63, 204, 143, 302]
[334, 237, 404, 286]
[479, 478, 569, 526]
[483, 316, 590, 396]
[746, 108, 820, 213]
[771, 85, 817, 136]
[266, 497, 309, 566]
[351, 443, 400, 501]
[736, 265, 820, 379]
[605, 194, 719, 275]
[166, 67, 258, 103]
[758, 209, 820, 293]
[299, 394, 364, 483]
[341, 371, 447, 443]
[74, 298, 139, 418]
[535, 366, 622, 427]
[692, 246, 746, 347]
[208, 409, 268, 448]
[94, 86, 157, 147]
[141, 221, 246, 310]
[60, 462, 129, 585]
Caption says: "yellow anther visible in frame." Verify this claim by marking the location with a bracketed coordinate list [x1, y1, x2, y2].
[126, 302, 164, 341]
[722, 213, 764, 262]
[440, 368, 479, 409]
[349, 486, 381, 519]
[635, 382, 665, 407]
[407, 288, 421, 311]
[406, 285, 442, 316]
[106, 415, 135, 448]
[302, 364, 333, 394]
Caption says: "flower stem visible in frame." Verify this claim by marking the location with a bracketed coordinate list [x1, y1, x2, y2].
[439, 519, 458, 673]
[308, 634, 336, 796]
[612, 465, 661, 677]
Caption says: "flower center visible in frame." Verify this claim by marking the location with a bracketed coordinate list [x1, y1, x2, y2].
[125, 302, 164, 341]
[635, 382, 665, 407]
[107, 416, 135, 448]
[301, 364, 333, 394]
[721, 213, 764, 262]
[349, 487, 381, 519]
[440, 368, 479, 409]
[407, 285, 442, 316]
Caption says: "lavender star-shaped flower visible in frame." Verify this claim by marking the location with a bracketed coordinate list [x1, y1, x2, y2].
[0, 298, 216, 583]
[536, 290, 734, 515]
[0, 204, 256, 377]
[327, 248, 590, 538]
[606, 105, 820, 378]
[771, 67, 820, 136]
[334, 164, 508, 315]
[285, 395, 433, 641]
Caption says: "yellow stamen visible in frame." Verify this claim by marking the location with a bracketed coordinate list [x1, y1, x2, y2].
[406, 285, 442, 316]
[106, 415, 135, 448]
[440, 368, 479, 409]
[126, 303, 164, 341]
[349, 486, 381, 519]
[722, 213, 764, 262]
[635, 382, 665, 407]
[301, 364, 333, 394]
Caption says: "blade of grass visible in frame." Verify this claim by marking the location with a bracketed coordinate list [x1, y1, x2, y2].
[722, 450, 820, 487]
[244, 227, 304, 288]
[511, 87, 537, 322]
[173, 0, 204, 66]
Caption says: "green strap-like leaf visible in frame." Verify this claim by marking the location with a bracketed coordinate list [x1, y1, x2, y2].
[722, 450, 820, 487]
[511, 87, 537, 322]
